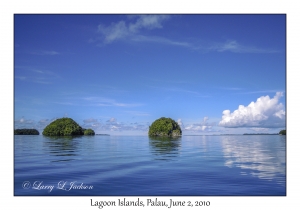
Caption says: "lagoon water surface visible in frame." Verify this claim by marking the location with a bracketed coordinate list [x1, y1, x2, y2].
[14, 135, 286, 195]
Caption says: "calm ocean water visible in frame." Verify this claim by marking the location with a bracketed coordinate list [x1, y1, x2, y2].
[14, 135, 286, 196]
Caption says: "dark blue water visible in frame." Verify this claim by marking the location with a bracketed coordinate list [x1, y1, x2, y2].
[14, 135, 286, 196]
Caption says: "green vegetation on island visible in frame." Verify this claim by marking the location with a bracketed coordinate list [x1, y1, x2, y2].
[83, 128, 95, 135]
[42, 117, 95, 136]
[14, 129, 39, 135]
[148, 117, 182, 137]
[279, 129, 286, 135]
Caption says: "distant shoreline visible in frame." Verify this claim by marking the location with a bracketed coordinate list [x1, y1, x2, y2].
[243, 133, 279, 135]
[184, 133, 280, 136]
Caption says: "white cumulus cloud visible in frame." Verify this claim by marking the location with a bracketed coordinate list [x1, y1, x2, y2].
[219, 92, 285, 128]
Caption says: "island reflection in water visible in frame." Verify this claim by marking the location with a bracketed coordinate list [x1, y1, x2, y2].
[221, 135, 286, 184]
[43, 136, 81, 162]
[149, 136, 181, 161]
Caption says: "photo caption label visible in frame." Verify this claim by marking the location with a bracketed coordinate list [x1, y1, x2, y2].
[90, 198, 210, 209]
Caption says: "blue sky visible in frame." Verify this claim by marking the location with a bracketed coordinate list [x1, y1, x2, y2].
[14, 14, 286, 135]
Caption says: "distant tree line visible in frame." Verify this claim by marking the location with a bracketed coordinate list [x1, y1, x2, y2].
[243, 133, 278, 135]
[14, 129, 39, 135]
[243, 130, 286, 135]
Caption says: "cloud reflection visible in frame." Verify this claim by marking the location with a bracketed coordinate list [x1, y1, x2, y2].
[221, 135, 286, 184]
